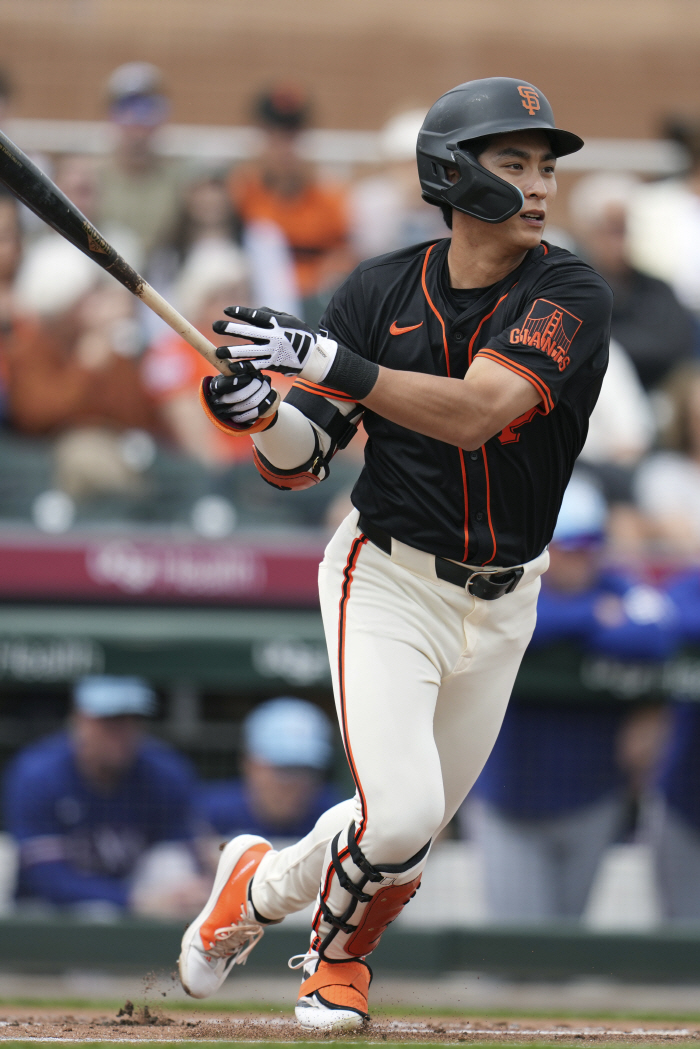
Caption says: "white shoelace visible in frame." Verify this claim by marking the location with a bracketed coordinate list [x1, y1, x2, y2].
[288, 949, 318, 974]
[207, 906, 264, 965]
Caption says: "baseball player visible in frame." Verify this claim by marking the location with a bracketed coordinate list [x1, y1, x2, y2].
[179, 77, 611, 1030]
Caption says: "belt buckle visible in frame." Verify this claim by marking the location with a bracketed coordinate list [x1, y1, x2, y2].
[467, 567, 523, 601]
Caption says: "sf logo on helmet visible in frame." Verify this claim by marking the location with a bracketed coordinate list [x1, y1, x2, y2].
[517, 85, 540, 116]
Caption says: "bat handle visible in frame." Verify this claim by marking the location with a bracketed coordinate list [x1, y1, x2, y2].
[138, 281, 225, 373]
[137, 281, 280, 420]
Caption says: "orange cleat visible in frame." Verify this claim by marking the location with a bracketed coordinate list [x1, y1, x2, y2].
[179, 835, 273, 999]
[292, 949, 371, 1030]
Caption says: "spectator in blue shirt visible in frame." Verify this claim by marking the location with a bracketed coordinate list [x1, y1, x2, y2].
[199, 697, 342, 842]
[4, 676, 209, 918]
[648, 572, 700, 921]
[461, 475, 678, 922]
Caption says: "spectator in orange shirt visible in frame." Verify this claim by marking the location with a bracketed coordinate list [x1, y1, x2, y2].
[228, 86, 353, 326]
[143, 240, 294, 467]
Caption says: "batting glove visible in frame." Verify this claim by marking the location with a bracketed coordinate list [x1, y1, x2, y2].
[201, 369, 279, 432]
[213, 306, 337, 382]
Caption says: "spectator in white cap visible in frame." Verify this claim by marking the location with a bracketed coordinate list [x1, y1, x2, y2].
[97, 61, 183, 266]
[3, 675, 210, 918]
[199, 697, 342, 841]
[350, 108, 447, 260]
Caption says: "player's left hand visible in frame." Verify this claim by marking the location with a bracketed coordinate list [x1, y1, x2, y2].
[203, 368, 279, 430]
[213, 305, 337, 381]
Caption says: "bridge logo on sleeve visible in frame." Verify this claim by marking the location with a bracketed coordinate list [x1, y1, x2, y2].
[508, 298, 582, 372]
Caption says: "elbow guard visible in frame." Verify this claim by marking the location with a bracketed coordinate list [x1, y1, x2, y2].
[253, 428, 326, 491]
[253, 386, 363, 491]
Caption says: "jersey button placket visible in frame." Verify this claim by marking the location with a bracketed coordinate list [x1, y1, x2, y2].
[463, 447, 487, 563]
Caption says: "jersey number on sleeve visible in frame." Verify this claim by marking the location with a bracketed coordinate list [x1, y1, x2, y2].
[497, 405, 541, 445]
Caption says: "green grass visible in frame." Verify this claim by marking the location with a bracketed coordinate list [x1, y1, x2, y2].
[1, 998, 699, 1024]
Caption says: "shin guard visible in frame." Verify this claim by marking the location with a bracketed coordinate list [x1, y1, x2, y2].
[312, 822, 429, 960]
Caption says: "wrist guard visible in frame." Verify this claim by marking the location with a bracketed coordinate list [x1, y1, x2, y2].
[320, 344, 379, 401]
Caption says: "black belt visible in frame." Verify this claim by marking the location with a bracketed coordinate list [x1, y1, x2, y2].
[358, 514, 523, 601]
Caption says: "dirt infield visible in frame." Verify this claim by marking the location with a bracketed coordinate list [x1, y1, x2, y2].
[0, 1003, 698, 1045]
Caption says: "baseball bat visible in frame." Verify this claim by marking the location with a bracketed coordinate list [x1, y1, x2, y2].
[0, 129, 226, 372]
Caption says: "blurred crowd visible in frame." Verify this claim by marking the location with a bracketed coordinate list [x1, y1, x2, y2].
[0, 62, 698, 549]
[0, 63, 447, 536]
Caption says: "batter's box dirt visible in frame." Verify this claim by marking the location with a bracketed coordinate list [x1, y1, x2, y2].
[0, 1005, 698, 1045]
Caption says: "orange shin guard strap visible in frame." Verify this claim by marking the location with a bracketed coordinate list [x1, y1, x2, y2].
[300, 960, 371, 1012]
[345, 876, 422, 956]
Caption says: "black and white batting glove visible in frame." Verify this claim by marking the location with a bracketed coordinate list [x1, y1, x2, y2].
[203, 369, 279, 430]
[213, 306, 338, 382]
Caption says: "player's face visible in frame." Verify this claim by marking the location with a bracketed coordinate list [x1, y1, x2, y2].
[476, 130, 557, 249]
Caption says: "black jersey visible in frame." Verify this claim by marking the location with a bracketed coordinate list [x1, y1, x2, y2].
[316, 237, 611, 568]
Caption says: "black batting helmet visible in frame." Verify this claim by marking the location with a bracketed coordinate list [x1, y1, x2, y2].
[417, 77, 584, 224]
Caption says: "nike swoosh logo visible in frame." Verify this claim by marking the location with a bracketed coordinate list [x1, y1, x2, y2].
[390, 321, 423, 336]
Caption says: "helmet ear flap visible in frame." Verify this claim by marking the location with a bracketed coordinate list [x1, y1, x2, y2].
[442, 149, 524, 224]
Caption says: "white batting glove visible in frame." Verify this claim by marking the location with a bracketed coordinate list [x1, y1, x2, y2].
[213, 306, 337, 382]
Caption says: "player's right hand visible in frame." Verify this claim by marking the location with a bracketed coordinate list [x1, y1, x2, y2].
[202, 368, 279, 430]
[213, 305, 337, 382]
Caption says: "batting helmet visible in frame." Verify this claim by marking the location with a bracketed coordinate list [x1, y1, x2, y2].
[417, 77, 584, 224]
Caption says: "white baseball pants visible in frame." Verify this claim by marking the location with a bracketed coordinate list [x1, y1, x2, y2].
[252, 509, 548, 957]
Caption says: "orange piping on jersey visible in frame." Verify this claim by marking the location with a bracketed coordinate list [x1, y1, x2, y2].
[421, 244, 451, 376]
[542, 243, 549, 255]
[467, 290, 514, 367]
[421, 244, 470, 558]
[481, 445, 497, 566]
[313, 533, 368, 936]
[476, 348, 554, 413]
[293, 378, 357, 402]
[456, 449, 470, 561]
[465, 291, 514, 562]
[465, 292, 514, 561]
